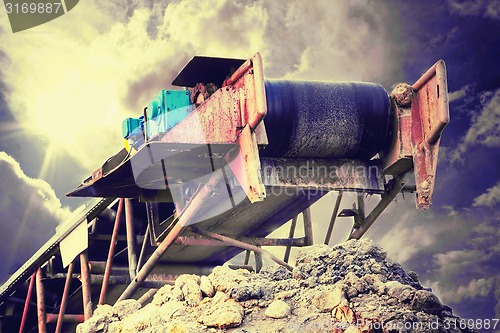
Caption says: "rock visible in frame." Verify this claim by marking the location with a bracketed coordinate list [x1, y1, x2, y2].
[411, 290, 443, 315]
[265, 300, 291, 319]
[208, 265, 253, 293]
[152, 285, 174, 306]
[172, 286, 184, 301]
[75, 240, 471, 333]
[76, 314, 109, 333]
[182, 281, 203, 305]
[200, 275, 215, 297]
[344, 271, 367, 294]
[295, 244, 331, 265]
[198, 299, 244, 328]
[275, 289, 298, 300]
[391, 83, 414, 106]
[107, 321, 122, 333]
[362, 274, 386, 295]
[164, 320, 204, 333]
[93, 304, 113, 318]
[230, 282, 268, 301]
[160, 301, 187, 320]
[408, 270, 420, 283]
[312, 285, 347, 312]
[332, 302, 356, 324]
[121, 304, 163, 333]
[112, 299, 142, 320]
[175, 274, 201, 289]
[259, 265, 292, 281]
[212, 291, 230, 304]
[386, 280, 415, 303]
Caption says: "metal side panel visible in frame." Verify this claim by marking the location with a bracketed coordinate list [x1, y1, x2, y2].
[0, 198, 116, 303]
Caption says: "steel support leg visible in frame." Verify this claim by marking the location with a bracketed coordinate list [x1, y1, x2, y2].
[47, 314, 84, 323]
[254, 249, 263, 273]
[350, 192, 366, 237]
[244, 250, 251, 265]
[190, 226, 294, 271]
[55, 262, 74, 333]
[19, 272, 35, 333]
[283, 216, 298, 263]
[125, 199, 138, 280]
[324, 191, 343, 245]
[137, 223, 150, 272]
[303, 207, 313, 246]
[349, 175, 407, 239]
[80, 252, 92, 320]
[137, 288, 158, 305]
[117, 171, 223, 302]
[99, 198, 124, 305]
[35, 269, 46, 333]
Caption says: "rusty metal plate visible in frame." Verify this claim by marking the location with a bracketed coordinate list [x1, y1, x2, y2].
[411, 60, 450, 209]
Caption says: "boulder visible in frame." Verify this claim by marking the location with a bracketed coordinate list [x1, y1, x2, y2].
[265, 300, 291, 319]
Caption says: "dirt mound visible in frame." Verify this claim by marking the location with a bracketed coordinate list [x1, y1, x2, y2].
[77, 239, 474, 333]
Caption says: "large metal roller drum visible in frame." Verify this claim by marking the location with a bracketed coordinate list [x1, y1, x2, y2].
[261, 80, 391, 159]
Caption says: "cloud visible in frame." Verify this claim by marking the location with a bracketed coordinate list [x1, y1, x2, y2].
[0, 0, 406, 173]
[447, 0, 500, 20]
[451, 89, 500, 162]
[260, 0, 405, 84]
[448, 85, 470, 103]
[360, 192, 499, 317]
[447, 0, 484, 16]
[473, 182, 500, 207]
[0, 152, 71, 282]
[486, 1, 500, 19]
[428, 277, 496, 303]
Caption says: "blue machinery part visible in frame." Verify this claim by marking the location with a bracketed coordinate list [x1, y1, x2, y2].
[145, 89, 191, 140]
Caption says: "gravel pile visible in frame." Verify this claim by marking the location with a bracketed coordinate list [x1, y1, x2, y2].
[77, 239, 474, 333]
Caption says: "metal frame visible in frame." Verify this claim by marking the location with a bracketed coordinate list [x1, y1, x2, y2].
[0, 57, 449, 332]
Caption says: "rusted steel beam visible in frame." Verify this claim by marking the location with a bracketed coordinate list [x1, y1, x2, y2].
[125, 199, 138, 280]
[190, 226, 294, 271]
[92, 274, 175, 287]
[354, 193, 365, 229]
[46, 273, 176, 286]
[303, 207, 313, 246]
[99, 198, 124, 305]
[145, 202, 160, 244]
[324, 191, 343, 245]
[244, 250, 250, 265]
[137, 288, 158, 305]
[349, 174, 407, 240]
[35, 269, 46, 333]
[80, 252, 92, 320]
[137, 224, 150, 272]
[91, 262, 129, 275]
[55, 262, 74, 333]
[283, 216, 298, 263]
[117, 171, 224, 302]
[47, 314, 84, 323]
[19, 272, 35, 333]
[254, 249, 263, 273]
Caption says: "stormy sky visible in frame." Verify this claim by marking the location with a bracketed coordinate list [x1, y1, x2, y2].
[0, 0, 498, 322]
